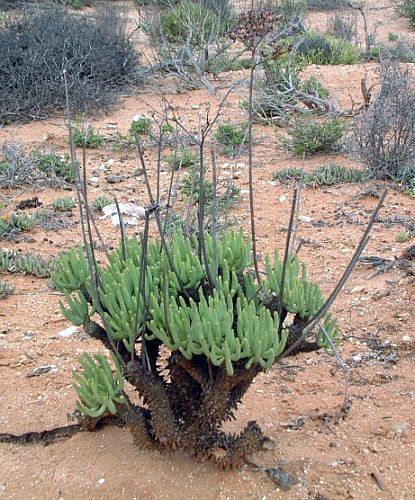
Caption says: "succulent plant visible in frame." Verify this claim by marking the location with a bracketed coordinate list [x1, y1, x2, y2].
[52, 229, 341, 468]
[73, 352, 126, 418]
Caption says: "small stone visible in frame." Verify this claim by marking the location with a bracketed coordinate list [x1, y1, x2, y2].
[89, 176, 100, 184]
[233, 171, 242, 179]
[298, 215, 312, 223]
[27, 364, 58, 378]
[350, 286, 366, 294]
[97, 478, 106, 486]
[106, 175, 123, 184]
[278, 195, 287, 203]
[352, 353, 362, 363]
[402, 335, 411, 343]
[106, 159, 115, 166]
[393, 421, 411, 434]
[57, 326, 78, 338]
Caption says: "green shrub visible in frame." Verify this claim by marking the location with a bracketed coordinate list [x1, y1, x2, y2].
[301, 76, 329, 98]
[389, 32, 399, 42]
[129, 115, 153, 136]
[287, 118, 346, 155]
[278, 0, 307, 25]
[181, 173, 213, 202]
[401, 0, 415, 26]
[92, 196, 112, 212]
[214, 122, 248, 156]
[30, 151, 75, 183]
[180, 169, 240, 209]
[155, 1, 231, 47]
[295, 31, 360, 65]
[73, 124, 104, 149]
[165, 148, 198, 170]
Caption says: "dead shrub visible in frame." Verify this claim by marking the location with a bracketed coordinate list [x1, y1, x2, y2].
[353, 59, 415, 184]
[0, 5, 139, 124]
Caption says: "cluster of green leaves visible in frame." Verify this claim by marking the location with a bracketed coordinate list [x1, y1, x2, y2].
[179, 170, 240, 211]
[54, 231, 339, 383]
[165, 147, 197, 170]
[92, 196, 112, 212]
[295, 31, 360, 65]
[396, 230, 414, 243]
[273, 163, 371, 187]
[0, 248, 55, 277]
[301, 76, 329, 99]
[0, 212, 35, 239]
[129, 115, 153, 137]
[155, 0, 233, 47]
[73, 124, 104, 149]
[286, 117, 346, 155]
[29, 150, 75, 183]
[53, 198, 76, 212]
[214, 122, 248, 156]
[73, 353, 126, 418]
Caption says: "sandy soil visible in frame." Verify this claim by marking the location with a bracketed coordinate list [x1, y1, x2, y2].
[1, 1, 415, 499]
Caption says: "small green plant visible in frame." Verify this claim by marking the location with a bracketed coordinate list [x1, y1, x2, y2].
[273, 163, 371, 186]
[0, 248, 55, 277]
[129, 115, 153, 137]
[301, 76, 329, 99]
[396, 231, 412, 243]
[286, 118, 346, 156]
[388, 32, 399, 42]
[92, 196, 112, 212]
[0, 212, 35, 239]
[53, 198, 76, 212]
[180, 170, 240, 214]
[214, 122, 248, 156]
[295, 31, 360, 65]
[155, 1, 230, 47]
[30, 150, 75, 183]
[181, 173, 214, 203]
[165, 147, 198, 170]
[73, 124, 104, 149]
[0, 279, 14, 299]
